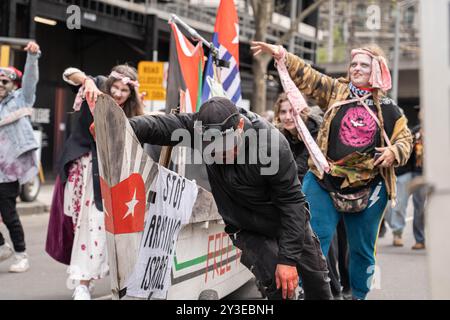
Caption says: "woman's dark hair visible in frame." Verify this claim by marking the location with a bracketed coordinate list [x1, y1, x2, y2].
[102, 64, 144, 117]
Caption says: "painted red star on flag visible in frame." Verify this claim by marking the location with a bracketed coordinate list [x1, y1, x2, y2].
[100, 174, 146, 234]
[215, 0, 239, 66]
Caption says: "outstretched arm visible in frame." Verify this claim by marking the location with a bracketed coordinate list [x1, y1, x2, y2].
[21, 41, 40, 106]
[129, 113, 196, 147]
[251, 41, 346, 110]
[62, 67, 102, 102]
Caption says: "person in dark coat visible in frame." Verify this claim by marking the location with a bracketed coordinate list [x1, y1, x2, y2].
[128, 96, 332, 300]
[273, 93, 351, 299]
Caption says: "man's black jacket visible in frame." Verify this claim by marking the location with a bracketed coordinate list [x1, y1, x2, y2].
[129, 108, 311, 266]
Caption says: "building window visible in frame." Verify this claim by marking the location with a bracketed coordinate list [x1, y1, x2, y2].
[355, 3, 366, 28]
[404, 6, 415, 27]
[274, 0, 290, 17]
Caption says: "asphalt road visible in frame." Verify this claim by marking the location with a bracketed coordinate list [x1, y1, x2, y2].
[0, 196, 430, 300]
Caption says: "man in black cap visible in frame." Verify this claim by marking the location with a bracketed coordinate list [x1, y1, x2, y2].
[129, 96, 332, 299]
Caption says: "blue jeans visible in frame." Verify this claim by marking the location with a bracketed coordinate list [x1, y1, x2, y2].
[412, 173, 426, 244]
[385, 172, 413, 236]
[385, 172, 426, 243]
[302, 171, 388, 300]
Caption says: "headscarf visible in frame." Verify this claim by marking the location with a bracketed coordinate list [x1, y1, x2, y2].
[351, 48, 392, 92]
[109, 71, 140, 88]
[72, 71, 140, 112]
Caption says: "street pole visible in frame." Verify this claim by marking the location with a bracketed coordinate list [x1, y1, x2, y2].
[420, 0, 450, 299]
[392, 0, 417, 102]
[289, 0, 298, 53]
[328, 0, 334, 63]
[392, 0, 401, 103]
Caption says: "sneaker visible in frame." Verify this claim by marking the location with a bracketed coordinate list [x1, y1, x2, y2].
[8, 252, 30, 273]
[0, 243, 14, 263]
[333, 293, 344, 300]
[342, 289, 353, 300]
[88, 281, 95, 293]
[393, 235, 404, 247]
[297, 286, 305, 300]
[73, 285, 91, 300]
[255, 279, 267, 299]
[412, 242, 425, 250]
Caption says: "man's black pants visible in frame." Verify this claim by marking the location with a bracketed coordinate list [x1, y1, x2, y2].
[0, 181, 26, 252]
[327, 218, 351, 296]
[230, 221, 333, 300]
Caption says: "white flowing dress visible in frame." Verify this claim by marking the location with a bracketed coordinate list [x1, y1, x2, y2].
[64, 152, 109, 288]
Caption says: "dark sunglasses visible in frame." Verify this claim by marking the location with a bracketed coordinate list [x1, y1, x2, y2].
[194, 112, 240, 134]
[0, 79, 12, 86]
[0, 68, 17, 81]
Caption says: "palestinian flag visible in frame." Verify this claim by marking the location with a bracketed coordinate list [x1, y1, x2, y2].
[166, 22, 205, 113]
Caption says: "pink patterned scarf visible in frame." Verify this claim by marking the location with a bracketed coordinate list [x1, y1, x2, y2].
[275, 46, 330, 175]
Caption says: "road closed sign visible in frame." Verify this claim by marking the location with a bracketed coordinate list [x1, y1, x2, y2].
[138, 61, 168, 101]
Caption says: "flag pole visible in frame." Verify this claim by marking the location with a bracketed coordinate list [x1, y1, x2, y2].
[169, 14, 216, 54]
[168, 14, 229, 68]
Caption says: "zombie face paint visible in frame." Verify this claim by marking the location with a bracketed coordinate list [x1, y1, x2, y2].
[339, 106, 377, 147]
[110, 80, 131, 107]
[349, 54, 372, 88]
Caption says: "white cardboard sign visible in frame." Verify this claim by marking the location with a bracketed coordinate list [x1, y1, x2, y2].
[126, 166, 198, 299]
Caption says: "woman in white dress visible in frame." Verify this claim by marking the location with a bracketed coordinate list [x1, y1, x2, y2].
[53, 65, 144, 299]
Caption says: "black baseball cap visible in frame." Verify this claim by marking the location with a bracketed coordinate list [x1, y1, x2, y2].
[194, 97, 242, 153]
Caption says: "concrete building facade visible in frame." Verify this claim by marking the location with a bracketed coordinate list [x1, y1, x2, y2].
[1, 0, 321, 175]
[317, 0, 420, 125]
